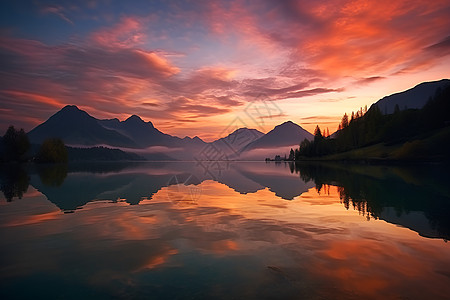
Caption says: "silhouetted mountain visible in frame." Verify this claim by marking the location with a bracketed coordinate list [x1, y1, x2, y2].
[99, 115, 181, 147]
[372, 79, 450, 114]
[211, 128, 264, 155]
[28, 105, 136, 147]
[27, 106, 207, 161]
[241, 121, 313, 152]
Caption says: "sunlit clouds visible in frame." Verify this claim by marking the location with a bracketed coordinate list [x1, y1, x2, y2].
[1, 0, 449, 139]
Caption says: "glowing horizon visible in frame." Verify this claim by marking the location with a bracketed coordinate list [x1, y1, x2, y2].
[1, 1, 449, 141]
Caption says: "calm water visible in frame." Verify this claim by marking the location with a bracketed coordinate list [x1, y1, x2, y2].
[1, 161, 450, 299]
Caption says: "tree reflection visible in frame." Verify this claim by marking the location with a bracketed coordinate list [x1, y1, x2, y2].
[0, 164, 29, 202]
[294, 162, 450, 240]
[36, 164, 68, 187]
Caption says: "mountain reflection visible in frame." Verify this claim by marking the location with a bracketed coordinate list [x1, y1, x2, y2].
[1, 161, 449, 240]
[24, 162, 314, 211]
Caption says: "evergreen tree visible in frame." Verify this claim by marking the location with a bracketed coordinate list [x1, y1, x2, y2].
[314, 125, 322, 139]
[341, 113, 349, 128]
[2, 126, 30, 162]
[288, 148, 295, 161]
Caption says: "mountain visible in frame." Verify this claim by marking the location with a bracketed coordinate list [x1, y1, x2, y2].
[241, 121, 313, 152]
[372, 79, 450, 114]
[28, 105, 206, 150]
[28, 105, 136, 147]
[99, 115, 180, 148]
[211, 128, 264, 155]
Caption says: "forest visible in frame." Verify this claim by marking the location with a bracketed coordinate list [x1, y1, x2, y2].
[290, 84, 450, 161]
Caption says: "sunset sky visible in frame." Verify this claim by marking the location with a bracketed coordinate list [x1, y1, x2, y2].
[1, 0, 449, 141]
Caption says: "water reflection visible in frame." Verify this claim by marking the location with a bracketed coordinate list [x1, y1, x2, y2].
[293, 162, 450, 240]
[0, 164, 29, 202]
[36, 164, 68, 187]
[1, 161, 450, 240]
[0, 162, 450, 299]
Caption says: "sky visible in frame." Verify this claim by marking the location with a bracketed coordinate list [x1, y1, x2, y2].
[0, 0, 449, 141]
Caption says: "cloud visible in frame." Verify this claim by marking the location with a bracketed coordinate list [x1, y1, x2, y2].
[291, 0, 450, 77]
[354, 76, 386, 85]
[191, 0, 450, 78]
[2, 0, 450, 137]
[300, 115, 341, 121]
[40, 5, 74, 24]
[90, 16, 147, 48]
[0, 34, 183, 130]
[167, 97, 231, 118]
[257, 113, 288, 120]
[425, 36, 450, 55]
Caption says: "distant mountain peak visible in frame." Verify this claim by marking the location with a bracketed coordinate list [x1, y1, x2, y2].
[125, 115, 144, 122]
[275, 120, 298, 129]
[61, 104, 80, 111]
[239, 120, 313, 153]
[59, 105, 84, 114]
[54, 104, 90, 120]
[124, 115, 155, 127]
[228, 127, 263, 135]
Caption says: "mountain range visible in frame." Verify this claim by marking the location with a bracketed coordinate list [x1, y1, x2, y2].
[26, 79, 448, 160]
[28, 105, 314, 160]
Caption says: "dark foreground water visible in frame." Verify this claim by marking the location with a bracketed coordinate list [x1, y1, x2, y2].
[1, 161, 449, 299]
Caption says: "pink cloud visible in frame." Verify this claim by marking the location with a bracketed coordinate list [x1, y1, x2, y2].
[184, 0, 450, 80]
[90, 16, 147, 48]
[2, 0, 450, 138]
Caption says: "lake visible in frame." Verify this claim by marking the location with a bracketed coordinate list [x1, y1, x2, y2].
[1, 161, 449, 299]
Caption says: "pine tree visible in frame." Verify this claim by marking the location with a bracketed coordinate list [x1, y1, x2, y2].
[341, 113, 349, 128]
[314, 125, 322, 138]
[289, 148, 295, 160]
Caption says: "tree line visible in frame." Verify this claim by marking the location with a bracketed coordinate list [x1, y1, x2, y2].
[0, 126, 68, 163]
[288, 85, 450, 160]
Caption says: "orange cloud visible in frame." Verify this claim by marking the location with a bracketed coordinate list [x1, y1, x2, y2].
[2, 90, 63, 108]
[298, 0, 450, 76]
[1, 0, 449, 137]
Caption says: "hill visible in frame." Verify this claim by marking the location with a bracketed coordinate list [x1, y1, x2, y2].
[66, 146, 147, 162]
[372, 79, 450, 114]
